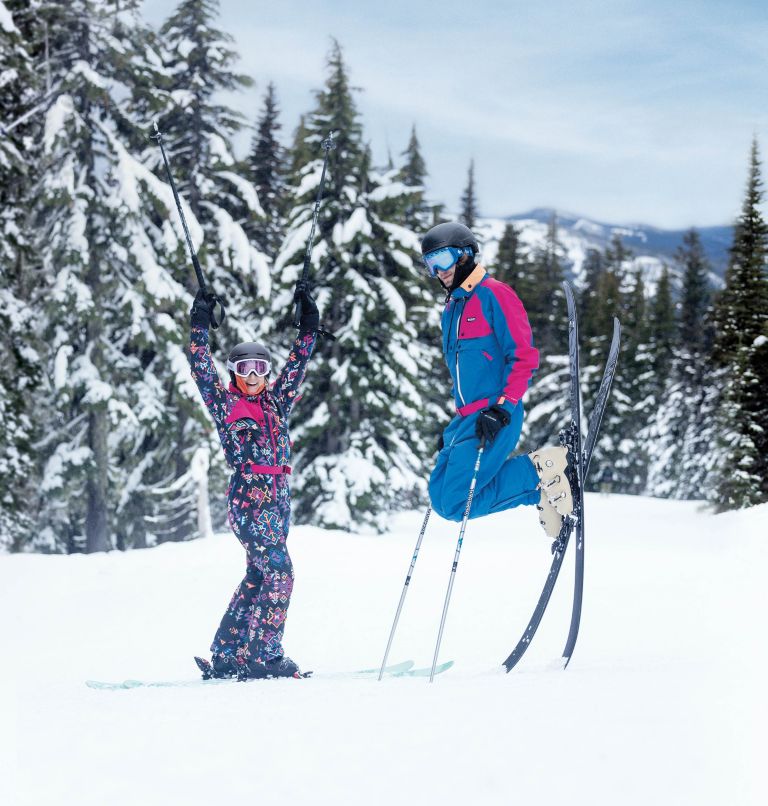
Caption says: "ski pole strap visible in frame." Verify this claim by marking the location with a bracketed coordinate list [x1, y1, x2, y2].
[209, 294, 226, 328]
[244, 464, 292, 476]
[456, 398, 490, 417]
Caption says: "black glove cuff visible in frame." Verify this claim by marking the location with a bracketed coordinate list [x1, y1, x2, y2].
[191, 310, 211, 328]
[298, 313, 320, 334]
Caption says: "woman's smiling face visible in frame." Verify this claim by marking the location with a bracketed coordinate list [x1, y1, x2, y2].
[244, 373, 266, 395]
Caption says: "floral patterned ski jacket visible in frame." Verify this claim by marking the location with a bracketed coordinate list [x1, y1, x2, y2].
[190, 326, 317, 473]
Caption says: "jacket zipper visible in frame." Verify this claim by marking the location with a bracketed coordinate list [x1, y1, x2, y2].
[455, 298, 466, 406]
[265, 399, 279, 502]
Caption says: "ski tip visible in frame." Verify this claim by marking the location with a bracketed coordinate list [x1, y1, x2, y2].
[359, 659, 415, 676]
[393, 660, 454, 677]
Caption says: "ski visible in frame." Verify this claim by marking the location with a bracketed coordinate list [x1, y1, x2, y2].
[395, 660, 454, 677]
[560, 282, 586, 667]
[502, 288, 620, 673]
[562, 294, 621, 666]
[85, 659, 420, 690]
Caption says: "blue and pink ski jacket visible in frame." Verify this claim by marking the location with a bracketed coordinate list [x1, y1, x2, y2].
[441, 265, 539, 416]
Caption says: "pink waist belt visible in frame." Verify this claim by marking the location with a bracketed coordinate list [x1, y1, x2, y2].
[456, 397, 490, 417]
[245, 463, 292, 475]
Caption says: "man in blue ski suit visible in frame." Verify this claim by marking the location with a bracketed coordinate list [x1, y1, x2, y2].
[422, 222, 574, 537]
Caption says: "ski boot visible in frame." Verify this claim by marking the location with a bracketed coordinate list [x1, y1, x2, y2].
[535, 489, 564, 539]
[194, 653, 242, 681]
[528, 445, 574, 518]
[244, 656, 311, 680]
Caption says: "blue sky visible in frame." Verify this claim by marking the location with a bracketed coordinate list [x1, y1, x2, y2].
[144, 0, 768, 228]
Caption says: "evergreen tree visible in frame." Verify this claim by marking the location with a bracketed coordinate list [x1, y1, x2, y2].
[26, 0, 223, 553]
[579, 247, 606, 341]
[528, 213, 567, 356]
[248, 81, 285, 259]
[492, 222, 526, 287]
[396, 124, 428, 228]
[158, 0, 268, 304]
[0, 0, 41, 550]
[151, 0, 273, 541]
[582, 237, 630, 491]
[648, 266, 675, 393]
[460, 158, 478, 230]
[678, 229, 712, 354]
[645, 231, 716, 499]
[611, 270, 652, 494]
[272, 41, 440, 530]
[515, 215, 569, 451]
[711, 138, 768, 509]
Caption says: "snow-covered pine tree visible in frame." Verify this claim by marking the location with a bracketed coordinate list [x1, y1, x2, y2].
[272, 40, 439, 530]
[396, 124, 428, 229]
[157, 0, 269, 316]
[0, 0, 41, 551]
[579, 247, 606, 338]
[27, 0, 222, 552]
[518, 214, 569, 450]
[460, 158, 478, 230]
[711, 138, 768, 509]
[492, 222, 527, 287]
[154, 0, 272, 536]
[247, 81, 286, 260]
[648, 265, 675, 397]
[609, 269, 652, 494]
[582, 235, 629, 491]
[645, 230, 717, 498]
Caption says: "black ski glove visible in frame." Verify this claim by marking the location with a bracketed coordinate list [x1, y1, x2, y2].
[190, 289, 216, 329]
[294, 279, 319, 333]
[475, 404, 511, 443]
[437, 433, 445, 453]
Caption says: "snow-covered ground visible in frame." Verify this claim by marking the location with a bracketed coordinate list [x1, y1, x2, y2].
[3, 495, 766, 805]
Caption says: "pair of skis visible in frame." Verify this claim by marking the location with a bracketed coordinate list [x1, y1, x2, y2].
[502, 281, 620, 671]
[85, 660, 454, 690]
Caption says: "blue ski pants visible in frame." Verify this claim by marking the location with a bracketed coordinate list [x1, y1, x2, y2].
[429, 402, 540, 522]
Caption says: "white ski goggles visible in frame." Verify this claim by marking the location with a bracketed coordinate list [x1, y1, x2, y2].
[227, 358, 271, 378]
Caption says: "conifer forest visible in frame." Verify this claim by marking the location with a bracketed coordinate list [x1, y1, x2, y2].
[2, 0, 767, 553]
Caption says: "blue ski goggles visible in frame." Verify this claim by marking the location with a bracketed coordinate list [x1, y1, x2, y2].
[422, 246, 473, 278]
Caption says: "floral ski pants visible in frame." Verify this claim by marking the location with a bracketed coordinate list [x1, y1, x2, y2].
[210, 470, 293, 667]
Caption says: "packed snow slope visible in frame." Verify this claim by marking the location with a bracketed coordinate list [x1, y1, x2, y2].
[3, 495, 766, 806]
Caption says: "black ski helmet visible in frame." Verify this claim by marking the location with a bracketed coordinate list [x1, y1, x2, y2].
[420, 221, 479, 257]
[227, 341, 272, 385]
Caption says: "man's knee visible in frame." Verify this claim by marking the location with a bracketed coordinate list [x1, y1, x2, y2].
[428, 481, 466, 522]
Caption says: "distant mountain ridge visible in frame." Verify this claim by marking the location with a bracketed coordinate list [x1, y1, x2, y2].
[475, 208, 733, 290]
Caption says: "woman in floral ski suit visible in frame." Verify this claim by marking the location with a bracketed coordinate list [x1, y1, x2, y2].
[189, 285, 318, 680]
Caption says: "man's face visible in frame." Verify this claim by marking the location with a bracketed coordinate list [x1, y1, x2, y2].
[436, 265, 455, 287]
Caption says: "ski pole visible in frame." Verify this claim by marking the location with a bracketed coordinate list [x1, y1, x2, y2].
[378, 506, 432, 681]
[429, 437, 485, 682]
[151, 121, 225, 328]
[293, 130, 336, 329]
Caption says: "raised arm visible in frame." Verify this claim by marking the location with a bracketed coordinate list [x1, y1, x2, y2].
[272, 330, 318, 418]
[272, 281, 320, 417]
[189, 293, 228, 427]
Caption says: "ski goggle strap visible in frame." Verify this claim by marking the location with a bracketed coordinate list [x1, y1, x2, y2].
[227, 358, 271, 377]
[422, 246, 473, 278]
